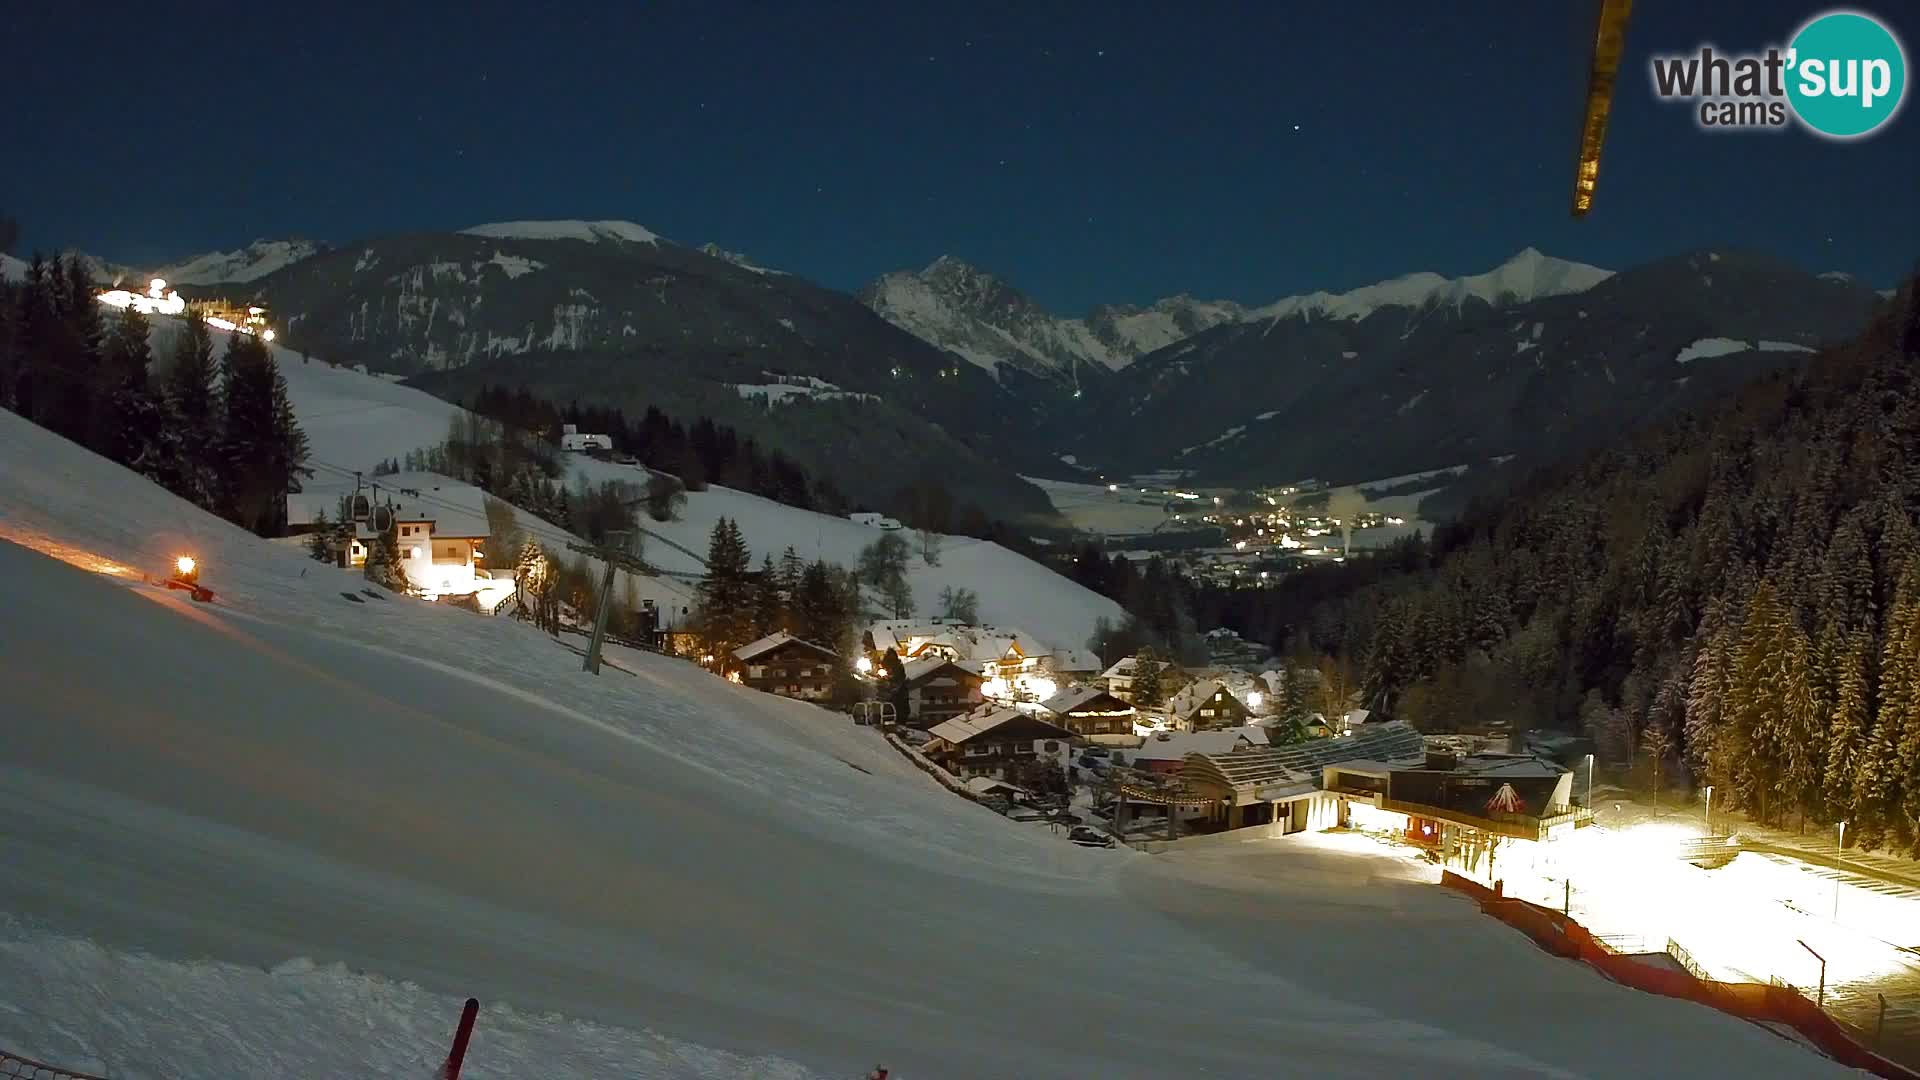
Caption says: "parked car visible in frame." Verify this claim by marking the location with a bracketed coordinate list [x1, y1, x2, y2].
[1081, 746, 1112, 758]
[1008, 807, 1048, 823]
[1068, 825, 1115, 848]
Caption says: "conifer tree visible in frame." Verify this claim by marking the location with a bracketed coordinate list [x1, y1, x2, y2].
[777, 546, 804, 611]
[751, 553, 784, 638]
[41, 255, 103, 445]
[1824, 627, 1870, 825]
[1132, 647, 1165, 707]
[696, 517, 754, 657]
[10, 255, 52, 419]
[1684, 599, 1732, 783]
[0, 278, 16, 411]
[269, 358, 312, 529]
[794, 559, 840, 647]
[218, 332, 278, 529]
[163, 306, 219, 506]
[1725, 582, 1801, 821]
[363, 519, 409, 592]
[307, 509, 335, 562]
[1775, 617, 1823, 824]
[101, 302, 164, 479]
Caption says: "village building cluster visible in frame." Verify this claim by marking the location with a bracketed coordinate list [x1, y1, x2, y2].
[695, 608, 1592, 881]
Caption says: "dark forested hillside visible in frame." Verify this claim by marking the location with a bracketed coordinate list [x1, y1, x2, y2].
[1272, 280, 1920, 853]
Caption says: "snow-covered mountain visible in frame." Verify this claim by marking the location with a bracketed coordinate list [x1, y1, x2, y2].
[153, 238, 322, 286]
[863, 250, 1604, 384]
[458, 219, 663, 246]
[1085, 295, 1248, 359]
[1074, 250, 1885, 487]
[697, 242, 784, 275]
[861, 256, 1242, 384]
[1247, 248, 1613, 323]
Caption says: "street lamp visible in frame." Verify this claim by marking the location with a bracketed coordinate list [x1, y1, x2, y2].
[1585, 753, 1595, 811]
[1704, 784, 1713, 834]
[1834, 820, 1848, 921]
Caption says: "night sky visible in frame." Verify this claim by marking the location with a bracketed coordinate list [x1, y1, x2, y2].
[12, 2, 1916, 312]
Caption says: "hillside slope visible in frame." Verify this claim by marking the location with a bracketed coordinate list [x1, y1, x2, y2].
[0, 408, 1846, 1079]
[240, 327, 1123, 650]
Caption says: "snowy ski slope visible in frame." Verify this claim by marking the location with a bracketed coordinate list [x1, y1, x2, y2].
[0, 408, 1847, 1077]
[256, 332, 1124, 650]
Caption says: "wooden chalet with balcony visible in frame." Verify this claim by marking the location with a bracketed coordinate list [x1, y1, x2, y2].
[898, 656, 986, 728]
[1039, 686, 1137, 739]
[730, 632, 842, 701]
[922, 708, 1075, 781]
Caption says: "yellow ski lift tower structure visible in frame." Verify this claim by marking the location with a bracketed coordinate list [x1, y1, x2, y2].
[1572, 0, 1635, 217]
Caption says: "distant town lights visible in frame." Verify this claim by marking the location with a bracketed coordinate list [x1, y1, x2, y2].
[96, 280, 185, 317]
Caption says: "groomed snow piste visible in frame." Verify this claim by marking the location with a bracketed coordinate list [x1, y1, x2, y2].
[0, 408, 1847, 1078]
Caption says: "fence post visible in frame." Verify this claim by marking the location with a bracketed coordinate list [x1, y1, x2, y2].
[442, 997, 480, 1080]
[1878, 993, 1888, 1048]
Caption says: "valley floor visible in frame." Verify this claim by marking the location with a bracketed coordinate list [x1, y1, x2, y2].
[0, 410, 1848, 1079]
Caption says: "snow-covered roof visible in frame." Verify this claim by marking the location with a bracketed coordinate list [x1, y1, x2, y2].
[1451, 754, 1568, 779]
[926, 707, 1070, 746]
[1120, 728, 1268, 764]
[458, 220, 662, 246]
[963, 776, 1025, 797]
[1039, 685, 1133, 715]
[1183, 722, 1428, 794]
[901, 655, 981, 683]
[1052, 647, 1102, 672]
[732, 631, 838, 663]
[866, 620, 1052, 665]
[1166, 679, 1237, 719]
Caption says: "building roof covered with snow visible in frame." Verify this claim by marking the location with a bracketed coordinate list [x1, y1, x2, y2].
[867, 620, 1054, 666]
[926, 707, 1073, 747]
[1052, 647, 1103, 673]
[1180, 721, 1428, 803]
[1118, 728, 1268, 765]
[900, 655, 984, 683]
[1165, 678, 1241, 721]
[1039, 685, 1127, 716]
[732, 631, 839, 664]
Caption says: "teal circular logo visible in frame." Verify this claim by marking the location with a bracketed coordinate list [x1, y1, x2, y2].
[1786, 11, 1907, 138]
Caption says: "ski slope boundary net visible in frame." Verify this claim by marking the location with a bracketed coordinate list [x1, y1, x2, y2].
[1, 1049, 111, 1080]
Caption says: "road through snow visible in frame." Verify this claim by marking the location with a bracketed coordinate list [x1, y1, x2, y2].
[0, 412, 1844, 1078]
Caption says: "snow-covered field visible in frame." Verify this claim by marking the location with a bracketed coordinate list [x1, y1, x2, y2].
[248, 329, 1125, 651]
[0, 408, 1851, 1077]
[1020, 475, 1176, 538]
